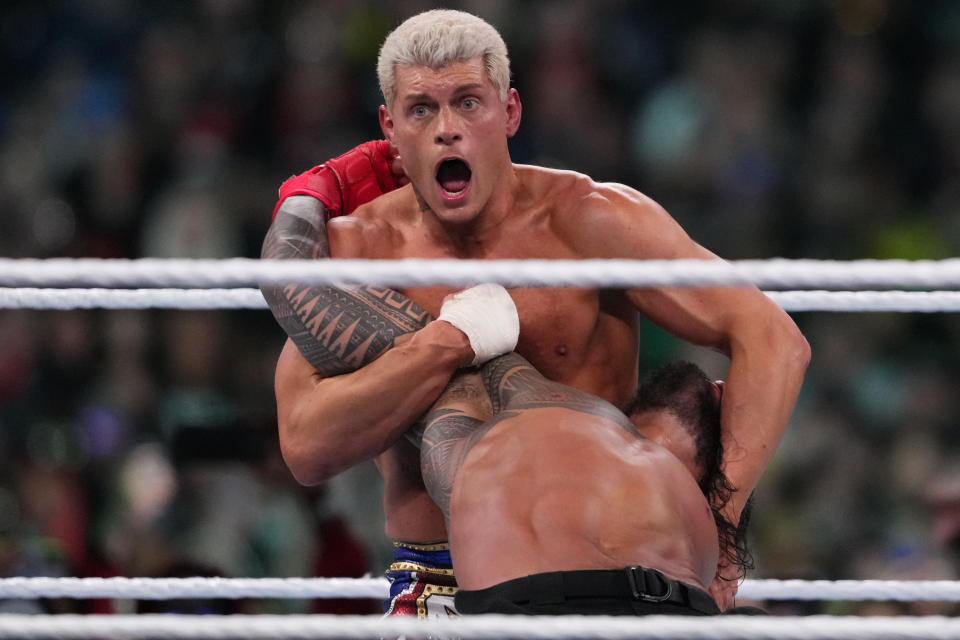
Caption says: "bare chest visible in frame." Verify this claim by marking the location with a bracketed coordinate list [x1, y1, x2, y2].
[404, 284, 600, 380]
[366, 216, 637, 404]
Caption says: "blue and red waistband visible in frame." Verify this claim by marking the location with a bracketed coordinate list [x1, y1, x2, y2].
[384, 541, 458, 617]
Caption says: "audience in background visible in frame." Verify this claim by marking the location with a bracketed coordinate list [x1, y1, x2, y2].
[1, 1, 960, 615]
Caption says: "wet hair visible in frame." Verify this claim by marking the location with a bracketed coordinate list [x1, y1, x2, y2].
[377, 9, 511, 108]
[624, 361, 754, 580]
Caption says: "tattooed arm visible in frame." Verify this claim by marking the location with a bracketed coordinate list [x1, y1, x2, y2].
[260, 140, 405, 372]
[275, 320, 472, 485]
[268, 204, 475, 485]
[417, 370, 500, 518]
[261, 195, 428, 376]
[481, 353, 637, 432]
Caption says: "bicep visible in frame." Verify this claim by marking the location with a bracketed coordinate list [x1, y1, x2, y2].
[274, 338, 322, 429]
[569, 186, 745, 351]
[627, 284, 776, 355]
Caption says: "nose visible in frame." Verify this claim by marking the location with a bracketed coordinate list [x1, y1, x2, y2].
[434, 107, 462, 145]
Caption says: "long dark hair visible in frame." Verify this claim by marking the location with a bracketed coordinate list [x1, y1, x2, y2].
[624, 361, 754, 579]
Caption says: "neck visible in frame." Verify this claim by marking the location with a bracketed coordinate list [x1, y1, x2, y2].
[429, 163, 520, 255]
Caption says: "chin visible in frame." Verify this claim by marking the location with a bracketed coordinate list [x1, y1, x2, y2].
[434, 204, 481, 225]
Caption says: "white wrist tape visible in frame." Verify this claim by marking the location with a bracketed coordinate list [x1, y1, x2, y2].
[437, 283, 519, 366]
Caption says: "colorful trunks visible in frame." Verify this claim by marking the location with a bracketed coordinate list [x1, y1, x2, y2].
[384, 541, 459, 618]
[455, 566, 720, 616]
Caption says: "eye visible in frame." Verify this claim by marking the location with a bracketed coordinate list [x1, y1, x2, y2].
[412, 105, 430, 117]
[461, 98, 478, 110]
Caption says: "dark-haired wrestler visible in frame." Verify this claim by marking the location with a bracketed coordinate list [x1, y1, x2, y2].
[415, 355, 750, 615]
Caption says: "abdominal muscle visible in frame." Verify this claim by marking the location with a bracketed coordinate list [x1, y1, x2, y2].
[447, 409, 718, 591]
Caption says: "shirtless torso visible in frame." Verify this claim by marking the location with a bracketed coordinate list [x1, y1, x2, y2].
[268, 18, 808, 611]
[415, 353, 719, 592]
[326, 165, 642, 542]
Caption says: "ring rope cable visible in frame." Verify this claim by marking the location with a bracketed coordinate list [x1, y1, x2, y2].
[0, 614, 958, 639]
[2, 257, 960, 289]
[3, 288, 960, 311]
[0, 577, 958, 601]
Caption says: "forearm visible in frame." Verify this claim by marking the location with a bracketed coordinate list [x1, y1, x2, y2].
[261, 196, 338, 368]
[265, 195, 445, 482]
[720, 308, 810, 519]
[261, 196, 428, 375]
[280, 321, 472, 485]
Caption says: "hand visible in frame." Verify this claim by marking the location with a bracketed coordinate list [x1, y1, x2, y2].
[388, 143, 410, 188]
[707, 560, 740, 612]
[437, 284, 519, 366]
[273, 140, 406, 218]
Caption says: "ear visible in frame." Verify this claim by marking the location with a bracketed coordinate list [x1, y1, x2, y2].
[505, 88, 522, 138]
[379, 105, 395, 143]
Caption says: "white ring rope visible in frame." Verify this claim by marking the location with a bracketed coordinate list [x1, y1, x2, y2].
[0, 577, 388, 600]
[2, 258, 960, 289]
[0, 288, 267, 310]
[738, 579, 960, 602]
[4, 288, 960, 311]
[0, 614, 957, 639]
[0, 577, 958, 602]
[765, 290, 960, 312]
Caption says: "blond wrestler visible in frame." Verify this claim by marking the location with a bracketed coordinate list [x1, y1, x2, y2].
[260, 10, 809, 614]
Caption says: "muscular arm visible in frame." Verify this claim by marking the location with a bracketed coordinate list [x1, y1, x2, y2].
[262, 196, 427, 375]
[566, 185, 811, 522]
[260, 140, 407, 372]
[276, 319, 471, 485]
[264, 196, 473, 485]
[481, 354, 636, 431]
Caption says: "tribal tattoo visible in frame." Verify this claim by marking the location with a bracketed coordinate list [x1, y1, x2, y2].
[261, 197, 431, 377]
[419, 354, 639, 519]
[481, 353, 639, 433]
[419, 408, 493, 516]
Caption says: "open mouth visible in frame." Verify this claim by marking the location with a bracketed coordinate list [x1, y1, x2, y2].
[436, 159, 472, 195]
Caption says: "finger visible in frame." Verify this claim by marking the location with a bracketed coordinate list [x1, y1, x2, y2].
[392, 156, 410, 186]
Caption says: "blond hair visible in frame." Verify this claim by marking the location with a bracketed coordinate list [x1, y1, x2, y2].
[377, 9, 511, 109]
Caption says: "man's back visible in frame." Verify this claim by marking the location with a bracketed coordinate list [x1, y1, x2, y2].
[418, 354, 719, 593]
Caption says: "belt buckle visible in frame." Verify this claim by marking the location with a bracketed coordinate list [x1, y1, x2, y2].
[626, 566, 673, 603]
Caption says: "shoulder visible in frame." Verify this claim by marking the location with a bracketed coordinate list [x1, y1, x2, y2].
[328, 187, 414, 258]
[520, 168, 685, 259]
[519, 165, 666, 221]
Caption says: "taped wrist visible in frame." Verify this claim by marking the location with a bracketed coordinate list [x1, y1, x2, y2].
[437, 284, 519, 366]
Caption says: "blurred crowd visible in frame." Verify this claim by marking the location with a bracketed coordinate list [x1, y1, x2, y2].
[1, 0, 960, 616]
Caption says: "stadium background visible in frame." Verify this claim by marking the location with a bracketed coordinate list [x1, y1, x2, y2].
[1, 0, 959, 615]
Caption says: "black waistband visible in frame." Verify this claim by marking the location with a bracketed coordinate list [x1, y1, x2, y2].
[459, 566, 719, 615]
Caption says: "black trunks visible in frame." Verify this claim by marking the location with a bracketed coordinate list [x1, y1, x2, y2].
[455, 566, 720, 616]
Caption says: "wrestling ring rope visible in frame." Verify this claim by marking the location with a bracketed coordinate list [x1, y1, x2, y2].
[0, 576, 958, 601]
[3, 256, 960, 638]
[1, 257, 960, 312]
[2, 257, 960, 289]
[1, 613, 960, 639]
[5, 288, 960, 311]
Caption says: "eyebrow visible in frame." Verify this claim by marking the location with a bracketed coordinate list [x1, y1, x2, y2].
[402, 93, 436, 104]
[402, 84, 488, 104]
[451, 83, 486, 95]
